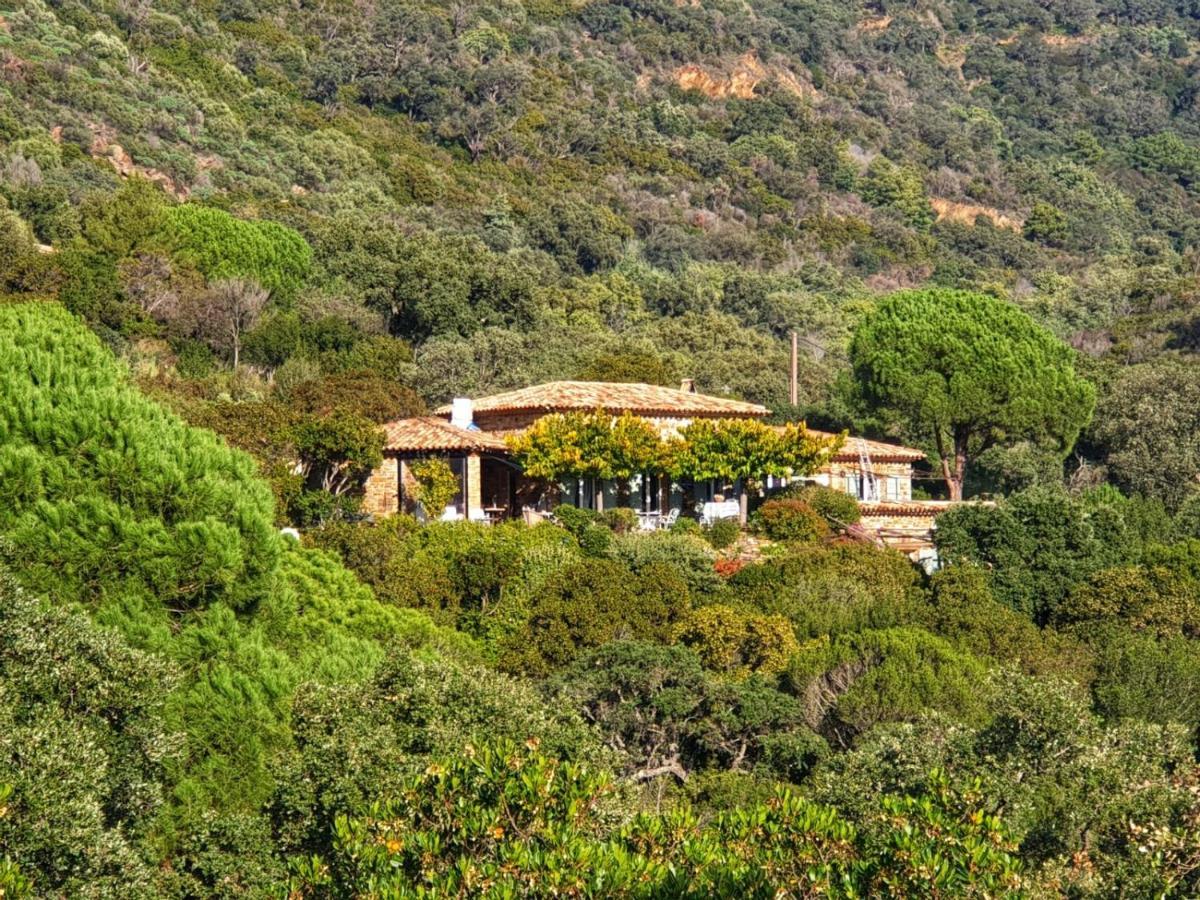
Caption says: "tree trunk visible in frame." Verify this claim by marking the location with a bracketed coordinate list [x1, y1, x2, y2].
[935, 428, 967, 501]
[594, 479, 604, 512]
[739, 489, 748, 525]
[948, 430, 968, 501]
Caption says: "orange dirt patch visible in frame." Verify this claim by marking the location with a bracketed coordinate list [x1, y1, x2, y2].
[674, 52, 814, 101]
[931, 197, 1023, 232]
[857, 15, 893, 33]
[1042, 32, 1096, 47]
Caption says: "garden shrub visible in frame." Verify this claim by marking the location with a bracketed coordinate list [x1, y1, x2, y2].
[786, 627, 990, 742]
[670, 516, 702, 536]
[733, 542, 924, 639]
[923, 566, 1086, 679]
[752, 499, 831, 543]
[552, 504, 598, 538]
[612, 530, 721, 596]
[272, 650, 603, 858]
[297, 739, 1027, 898]
[601, 507, 638, 533]
[705, 517, 740, 550]
[551, 640, 820, 782]
[773, 483, 861, 528]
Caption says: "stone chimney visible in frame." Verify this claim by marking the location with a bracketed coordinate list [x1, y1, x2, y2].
[680, 378, 696, 393]
[450, 397, 474, 429]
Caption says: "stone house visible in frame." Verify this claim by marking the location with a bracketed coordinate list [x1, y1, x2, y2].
[363, 380, 950, 557]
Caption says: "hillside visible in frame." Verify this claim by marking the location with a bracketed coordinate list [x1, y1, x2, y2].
[9, 0, 1200, 896]
[3, 0, 1200, 417]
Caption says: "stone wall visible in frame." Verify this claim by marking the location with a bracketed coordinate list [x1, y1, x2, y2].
[824, 460, 912, 501]
[362, 455, 399, 518]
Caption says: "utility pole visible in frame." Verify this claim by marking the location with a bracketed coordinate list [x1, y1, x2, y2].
[789, 331, 799, 407]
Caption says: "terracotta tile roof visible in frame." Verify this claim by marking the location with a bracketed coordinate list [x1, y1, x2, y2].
[806, 429, 926, 463]
[382, 417, 510, 453]
[435, 381, 768, 418]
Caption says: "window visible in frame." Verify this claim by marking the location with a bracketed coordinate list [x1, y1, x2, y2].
[846, 473, 861, 498]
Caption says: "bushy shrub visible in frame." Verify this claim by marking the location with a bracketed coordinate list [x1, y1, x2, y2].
[670, 516, 702, 536]
[785, 627, 990, 742]
[674, 604, 798, 677]
[705, 517, 740, 550]
[552, 640, 818, 781]
[600, 507, 638, 533]
[923, 566, 1086, 679]
[612, 530, 721, 596]
[0, 570, 175, 896]
[553, 504, 598, 538]
[272, 651, 603, 858]
[297, 739, 1027, 898]
[772, 483, 861, 528]
[498, 559, 689, 675]
[732, 542, 924, 639]
[752, 499, 831, 543]
[935, 486, 1123, 622]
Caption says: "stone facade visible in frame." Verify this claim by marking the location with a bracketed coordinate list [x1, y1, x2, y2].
[822, 459, 913, 501]
[362, 455, 399, 519]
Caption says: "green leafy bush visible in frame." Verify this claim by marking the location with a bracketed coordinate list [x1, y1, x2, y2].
[296, 739, 1027, 897]
[735, 542, 924, 640]
[772, 483, 861, 528]
[704, 517, 740, 549]
[498, 558, 689, 676]
[600, 507, 638, 533]
[751, 499, 831, 543]
[786, 627, 990, 743]
[612, 530, 720, 596]
[674, 604, 798, 678]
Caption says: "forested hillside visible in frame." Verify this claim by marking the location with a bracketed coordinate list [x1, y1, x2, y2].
[7, 0, 1200, 896]
[4, 0, 1200, 452]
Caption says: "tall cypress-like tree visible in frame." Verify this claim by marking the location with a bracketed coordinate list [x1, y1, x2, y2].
[850, 289, 1095, 500]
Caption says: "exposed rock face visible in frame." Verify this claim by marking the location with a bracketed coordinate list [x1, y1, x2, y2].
[857, 15, 892, 33]
[673, 52, 814, 101]
[930, 197, 1023, 232]
[88, 124, 190, 199]
[675, 53, 764, 99]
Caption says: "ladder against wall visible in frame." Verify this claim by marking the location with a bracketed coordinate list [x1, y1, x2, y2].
[857, 438, 880, 502]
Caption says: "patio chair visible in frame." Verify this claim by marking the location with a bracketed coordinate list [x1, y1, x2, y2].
[657, 508, 680, 530]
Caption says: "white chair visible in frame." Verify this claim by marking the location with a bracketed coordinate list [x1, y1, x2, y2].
[657, 508, 680, 530]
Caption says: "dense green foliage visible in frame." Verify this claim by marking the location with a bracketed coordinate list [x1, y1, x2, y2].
[4, 302, 1200, 896]
[7, 0, 1200, 891]
[850, 288, 1095, 499]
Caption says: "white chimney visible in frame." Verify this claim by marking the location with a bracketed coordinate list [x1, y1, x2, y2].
[450, 397, 474, 429]
[680, 378, 696, 393]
